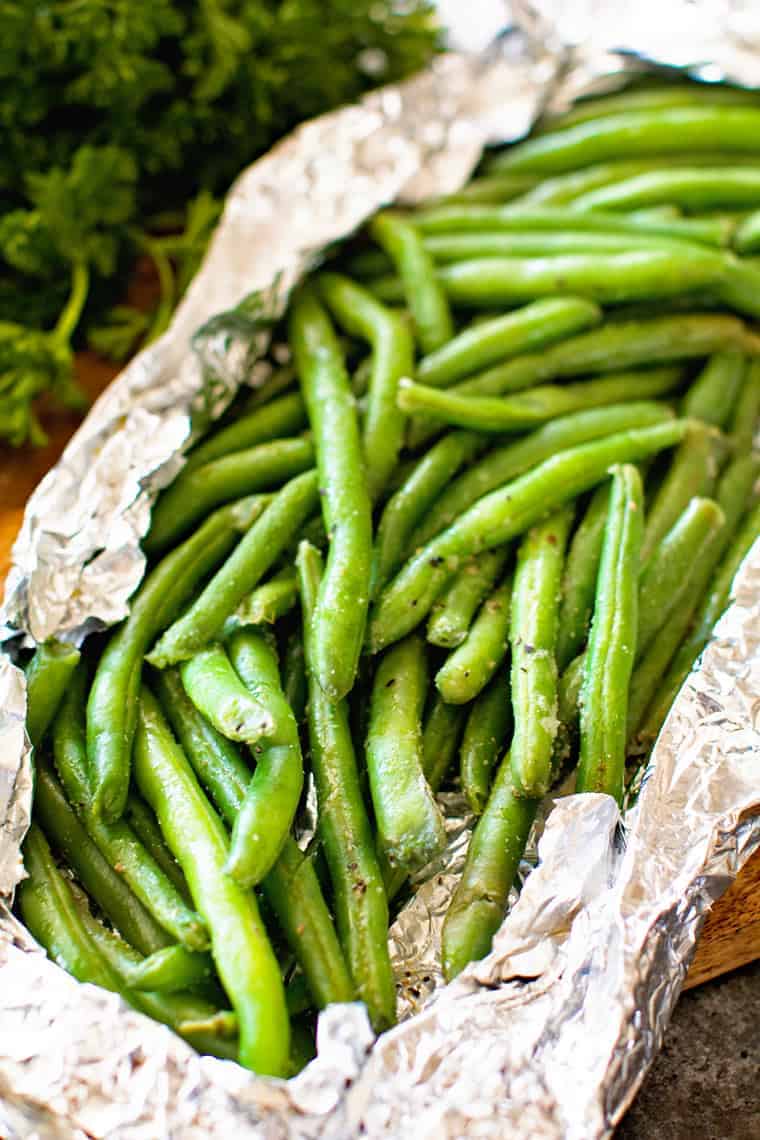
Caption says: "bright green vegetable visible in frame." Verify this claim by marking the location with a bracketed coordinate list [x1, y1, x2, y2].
[681, 351, 746, 429]
[435, 575, 512, 705]
[729, 358, 760, 455]
[572, 167, 760, 213]
[421, 230, 706, 261]
[527, 85, 760, 136]
[641, 424, 721, 562]
[24, 640, 81, 748]
[179, 645, 277, 746]
[289, 286, 371, 701]
[88, 493, 270, 822]
[134, 687, 290, 1075]
[555, 484, 610, 672]
[225, 567, 299, 631]
[427, 547, 509, 648]
[147, 470, 319, 669]
[576, 466, 643, 801]
[421, 692, 466, 792]
[460, 671, 513, 815]
[509, 506, 574, 799]
[319, 271, 413, 501]
[125, 795, 191, 902]
[368, 212, 453, 352]
[369, 420, 689, 652]
[297, 541, 395, 1031]
[733, 209, 760, 254]
[182, 392, 307, 475]
[125, 944, 214, 994]
[366, 634, 445, 872]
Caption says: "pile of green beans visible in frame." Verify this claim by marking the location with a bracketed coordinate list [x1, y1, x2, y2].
[18, 80, 760, 1072]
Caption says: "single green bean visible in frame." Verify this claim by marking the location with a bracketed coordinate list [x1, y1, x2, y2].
[637, 497, 726, 661]
[398, 365, 684, 433]
[288, 286, 372, 701]
[421, 229, 719, 261]
[421, 692, 466, 793]
[297, 541, 394, 1030]
[366, 634, 446, 872]
[32, 756, 169, 955]
[153, 668, 354, 1012]
[25, 641, 80, 748]
[89, 493, 270, 822]
[681, 351, 747, 428]
[225, 629, 304, 886]
[134, 687, 290, 1075]
[412, 402, 673, 550]
[372, 430, 483, 597]
[413, 204, 733, 247]
[145, 436, 313, 554]
[182, 391, 307, 475]
[637, 498, 760, 746]
[576, 466, 643, 801]
[496, 108, 760, 175]
[435, 574, 512, 706]
[415, 297, 601, 389]
[733, 209, 760, 254]
[370, 420, 689, 652]
[441, 757, 538, 980]
[124, 944, 214, 993]
[179, 644, 277, 745]
[226, 567, 299, 631]
[555, 484, 610, 672]
[573, 167, 760, 213]
[460, 670, 513, 815]
[147, 470, 319, 669]
[729, 358, 760, 456]
[509, 506, 574, 798]
[319, 271, 413, 501]
[281, 630, 307, 725]
[427, 547, 509, 648]
[641, 424, 721, 562]
[125, 795, 191, 902]
[368, 212, 453, 352]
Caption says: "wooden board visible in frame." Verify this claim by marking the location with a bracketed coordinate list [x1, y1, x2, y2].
[1, 349, 758, 989]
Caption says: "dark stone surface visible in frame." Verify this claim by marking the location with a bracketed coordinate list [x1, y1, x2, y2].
[616, 960, 760, 1140]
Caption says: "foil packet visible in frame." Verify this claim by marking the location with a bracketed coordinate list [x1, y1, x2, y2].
[2, 2, 760, 1136]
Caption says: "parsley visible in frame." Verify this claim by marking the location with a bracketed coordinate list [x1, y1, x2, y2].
[0, 1, 439, 444]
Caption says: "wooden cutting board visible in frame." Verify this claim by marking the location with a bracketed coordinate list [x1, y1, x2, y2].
[1, 349, 758, 990]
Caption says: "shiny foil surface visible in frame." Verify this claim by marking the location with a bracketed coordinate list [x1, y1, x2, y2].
[2, 3, 760, 1136]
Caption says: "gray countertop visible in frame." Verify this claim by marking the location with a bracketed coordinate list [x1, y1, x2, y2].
[617, 960, 760, 1139]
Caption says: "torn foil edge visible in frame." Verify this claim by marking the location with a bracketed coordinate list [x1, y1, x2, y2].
[1, 1, 760, 1136]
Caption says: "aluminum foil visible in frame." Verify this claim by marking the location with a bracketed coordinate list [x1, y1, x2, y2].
[2, 2, 760, 1136]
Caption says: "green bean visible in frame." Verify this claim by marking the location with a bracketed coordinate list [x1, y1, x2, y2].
[641, 424, 721, 562]
[733, 209, 760, 254]
[368, 212, 453, 352]
[370, 420, 689, 652]
[575, 466, 643, 801]
[134, 687, 290, 1075]
[89, 493, 270, 822]
[412, 403, 673, 550]
[226, 567, 299, 631]
[729, 358, 760, 456]
[421, 692, 466, 792]
[296, 541, 394, 1030]
[448, 313, 760, 402]
[182, 392, 307, 475]
[441, 757, 538, 980]
[366, 634, 446, 872]
[319, 272, 413, 501]
[288, 286, 372, 701]
[558, 652, 585, 729]
[145, 436, 313, 554]
[496, 108, 760, 176]
[153, 668, 353, 1011]
[179, 644, 277, 746]
[436, 172, 540, 205]
[434, 573, 512, 706]
[413, 204, 733, 247]
[125, 795, 191, 902]
[398, 366, 684, 433]
[52, 682, 209, 950]
[460, 670, 513, 815]
[509, 506, 574, 798]
[415, 297, 602, 389]
[427, 547, 509, 648]
[33, 756, 169, 955]
[124, 944, 214, 993]
[281, 630, 307, 725]
[573, 168, 760, 213]
[225, 629, 304, 886]
[147, 470, 319, 670]
[681, 351, 747, 429]
[627, 454, 759, 744]
[555, 484, 610, 672]
[637, 498, 760, 746]
[372, 430, 483, 597]
[434, 249, 724, 309]
[637, 497, 726, 661]
[25, 641, 80, 748]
